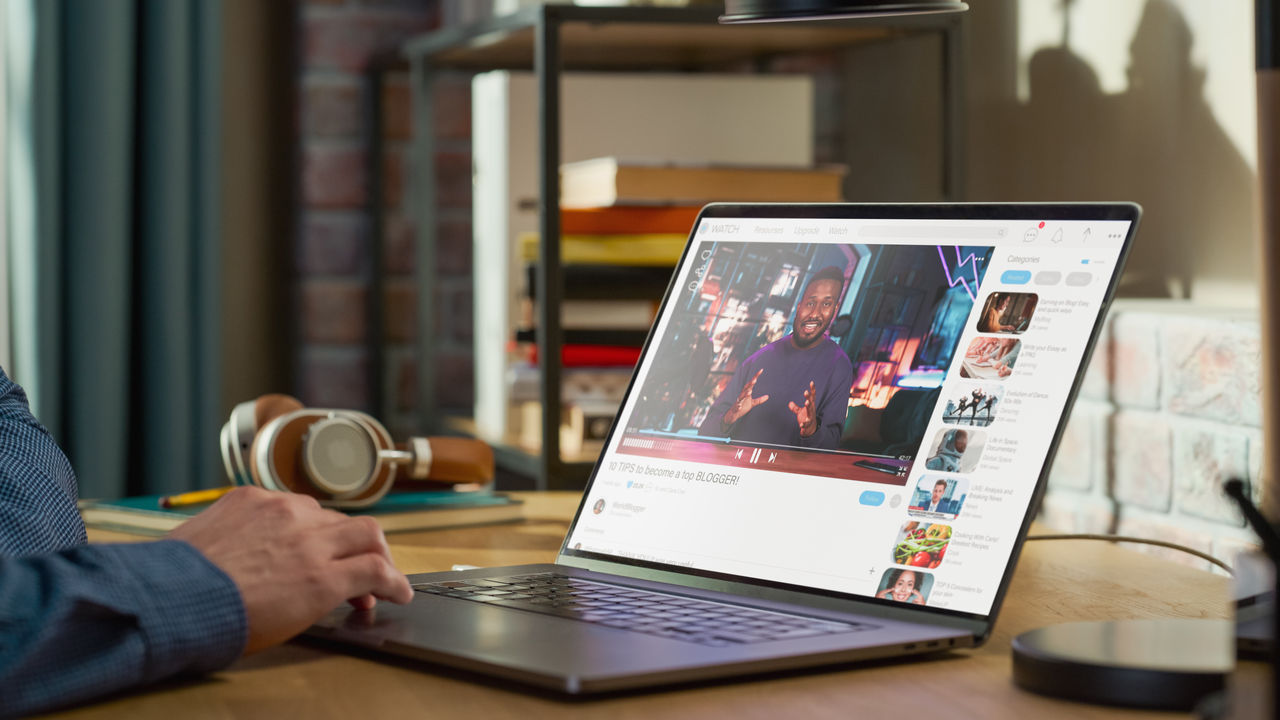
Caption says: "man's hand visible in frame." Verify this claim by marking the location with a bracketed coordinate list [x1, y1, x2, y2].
[722, 369, 769, 426]
[788, 381, 819, 437]
[168, 486, 414, 654]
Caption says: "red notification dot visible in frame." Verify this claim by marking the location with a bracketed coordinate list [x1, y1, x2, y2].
[1038, 221, 1045, 229]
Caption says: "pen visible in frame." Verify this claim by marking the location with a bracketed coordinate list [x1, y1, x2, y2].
[160, 485, 235, 508]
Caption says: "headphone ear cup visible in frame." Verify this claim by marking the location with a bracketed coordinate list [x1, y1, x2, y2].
[318, 412, 395, 508]
[246, 395, 305, 491]
[250, 408, 394, 508]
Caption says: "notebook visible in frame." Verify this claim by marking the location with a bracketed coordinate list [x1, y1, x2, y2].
[79, 490, 523, 535]
[308, 202, 1140, 693]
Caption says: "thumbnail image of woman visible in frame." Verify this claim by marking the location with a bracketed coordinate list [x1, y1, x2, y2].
[876, 568, 929, 605]
[976, 292, 1038, 334]
[979, 294, 1016, 333]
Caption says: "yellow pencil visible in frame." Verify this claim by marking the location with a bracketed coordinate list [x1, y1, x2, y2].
[160, 485, 235, 508]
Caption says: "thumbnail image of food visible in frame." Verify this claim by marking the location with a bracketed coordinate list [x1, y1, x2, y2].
[892, 520, 953, 570]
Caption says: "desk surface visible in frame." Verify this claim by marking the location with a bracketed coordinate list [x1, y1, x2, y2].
[71, 492, 1264, 719]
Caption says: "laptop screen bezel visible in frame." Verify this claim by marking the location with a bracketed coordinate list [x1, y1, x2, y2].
[554, 201, 1140, 629]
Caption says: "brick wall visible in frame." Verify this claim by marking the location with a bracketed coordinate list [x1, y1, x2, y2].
[297, 0, 475, 438]
[1041, 300, 1266, 572]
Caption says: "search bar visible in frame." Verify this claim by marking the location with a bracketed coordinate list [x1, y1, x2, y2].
[857, 225, 1008, 240]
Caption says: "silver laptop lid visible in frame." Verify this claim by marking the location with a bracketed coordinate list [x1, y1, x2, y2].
[559, 202, 1139, 625]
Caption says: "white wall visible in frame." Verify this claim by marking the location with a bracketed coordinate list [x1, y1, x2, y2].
[1016, 0, 1256, 171]
[967, 0, 1260, 304]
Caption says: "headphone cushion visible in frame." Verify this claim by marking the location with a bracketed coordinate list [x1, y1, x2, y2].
[246, 395, 305, 490]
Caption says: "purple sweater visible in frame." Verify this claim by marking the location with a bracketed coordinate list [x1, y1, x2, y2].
[700, 335, 853, 450]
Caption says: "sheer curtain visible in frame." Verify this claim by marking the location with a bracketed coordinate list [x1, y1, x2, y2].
[5, 0, 222, 499]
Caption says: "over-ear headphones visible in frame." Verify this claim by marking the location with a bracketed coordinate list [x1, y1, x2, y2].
[219, 394, 493, 508]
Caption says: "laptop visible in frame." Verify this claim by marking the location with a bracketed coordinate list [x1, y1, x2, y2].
[308, 202, 1141, 693]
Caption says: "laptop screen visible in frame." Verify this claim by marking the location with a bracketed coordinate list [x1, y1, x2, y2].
[564, 203, 1137, 618]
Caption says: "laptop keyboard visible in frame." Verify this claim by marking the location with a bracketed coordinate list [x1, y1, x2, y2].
[412, 572, 874, 647]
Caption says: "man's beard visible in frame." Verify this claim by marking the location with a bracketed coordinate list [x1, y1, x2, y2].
[793, 319, 830, 348]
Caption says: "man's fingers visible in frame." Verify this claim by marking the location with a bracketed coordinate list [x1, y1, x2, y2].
[318, 515, 394, 561]
[751, 394, 769, 408]
[333, 553, 414, 605]
[745, 368, 764, 390]
[788, 401, 800, 414]
[348, 594, 377, 611]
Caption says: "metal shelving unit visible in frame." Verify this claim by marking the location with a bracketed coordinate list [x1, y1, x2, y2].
[403, 4, 966, 490]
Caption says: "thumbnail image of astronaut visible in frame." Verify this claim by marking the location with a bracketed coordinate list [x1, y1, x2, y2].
[908, 475, 968, 519]
[941, 383, 1003, 427]
[621, 241, 993, 472]
[923, 428, 986, 473]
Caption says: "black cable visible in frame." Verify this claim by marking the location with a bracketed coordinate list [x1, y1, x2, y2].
[1224, 479, 1280, 560]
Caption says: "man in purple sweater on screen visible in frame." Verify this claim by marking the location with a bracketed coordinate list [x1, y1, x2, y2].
[700, 267, 853, 450]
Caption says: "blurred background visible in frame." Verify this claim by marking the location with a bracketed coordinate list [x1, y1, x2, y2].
[0, 1, 1262, 568]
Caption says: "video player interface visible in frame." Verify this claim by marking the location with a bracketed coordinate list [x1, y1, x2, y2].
[568, 214, 1131, 616]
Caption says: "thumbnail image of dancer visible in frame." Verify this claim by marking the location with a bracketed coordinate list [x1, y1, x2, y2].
[969, 388, 985, 421]
[943, 386, 1001, 427]
[980, 393, 997, 418]
[699, 267, 853, 450]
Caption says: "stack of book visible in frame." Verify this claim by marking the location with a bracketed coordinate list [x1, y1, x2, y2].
[81, 490, 525, 536]
[511, 203, 697, 456]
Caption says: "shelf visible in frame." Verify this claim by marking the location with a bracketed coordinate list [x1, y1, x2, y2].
[404, 6, 950, 72]
[402, 4, 966, 491]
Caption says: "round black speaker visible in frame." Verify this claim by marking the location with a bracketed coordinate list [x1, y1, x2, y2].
[721, 0, 968, 23]
[1011, 619, 1233, 711]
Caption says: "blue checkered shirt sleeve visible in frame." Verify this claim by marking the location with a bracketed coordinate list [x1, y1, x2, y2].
[0, 368, 247, 717]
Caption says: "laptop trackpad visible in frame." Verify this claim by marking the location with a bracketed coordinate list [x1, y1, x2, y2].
[311, 594, 884, 689]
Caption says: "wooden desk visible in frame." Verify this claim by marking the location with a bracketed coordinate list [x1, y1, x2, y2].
[71, 492, 1265, 719]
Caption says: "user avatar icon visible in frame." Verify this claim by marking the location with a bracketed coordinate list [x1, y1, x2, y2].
[593, 498, 606, 515]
